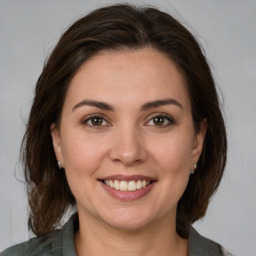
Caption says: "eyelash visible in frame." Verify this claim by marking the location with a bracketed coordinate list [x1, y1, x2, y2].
[82, 113, 175, 128]
[145, 113, 175, 127]
[82, 115, 109, 128]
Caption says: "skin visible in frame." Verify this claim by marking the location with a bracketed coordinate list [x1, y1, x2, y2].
[51, 48, 206, 256]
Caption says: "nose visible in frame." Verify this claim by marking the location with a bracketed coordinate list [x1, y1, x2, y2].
[109, 125, 147, 166]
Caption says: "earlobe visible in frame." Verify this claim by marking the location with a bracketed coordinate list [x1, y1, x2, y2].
[50, 123, 63, 165]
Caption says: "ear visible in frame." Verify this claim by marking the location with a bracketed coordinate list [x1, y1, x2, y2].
[50, 123, 64, 167]
[191, 119, 207, 163]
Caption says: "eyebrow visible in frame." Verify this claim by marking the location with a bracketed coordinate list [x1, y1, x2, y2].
[72, 98, 182, 112]
[140, 99, 183, 111]
[72, 99, 115, 112]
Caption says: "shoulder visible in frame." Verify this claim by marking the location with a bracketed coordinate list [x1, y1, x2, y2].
[1, 213, 78, 256]
[0, 240, 30, 256]
[189, 227, 236, 256]
[0, 230, 62, 256]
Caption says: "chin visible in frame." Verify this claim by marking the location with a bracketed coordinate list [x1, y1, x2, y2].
[104, 218, 152, 231]
[98, 207, 159, 231]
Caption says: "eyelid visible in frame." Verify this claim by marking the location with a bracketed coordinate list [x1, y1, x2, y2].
[81, 113, 111, 127]
[144, 113, 176, 126]
[80, 112, 175, 128]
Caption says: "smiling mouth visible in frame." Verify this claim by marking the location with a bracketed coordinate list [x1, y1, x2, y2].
[102, 179, 153, 192]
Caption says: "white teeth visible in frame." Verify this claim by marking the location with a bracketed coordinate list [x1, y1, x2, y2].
[136, 180, 142, 189]
[104, 179, 151, 191]
[109, 180, 114, 188]
[114, 180, 119, 190]
[120, 181, 128, 191]
[128, 181, 137, 191]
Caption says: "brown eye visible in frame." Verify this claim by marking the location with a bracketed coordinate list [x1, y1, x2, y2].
[91, 117, 103, 126]
[146, 114, 174, 127]
[84, 116, 107, 127]
[153, 116, 165, 125]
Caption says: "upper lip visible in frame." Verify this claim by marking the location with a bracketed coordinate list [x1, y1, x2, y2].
[98, 175, 156, 182]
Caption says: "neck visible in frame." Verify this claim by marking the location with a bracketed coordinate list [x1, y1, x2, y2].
[75, 212, 188, 256]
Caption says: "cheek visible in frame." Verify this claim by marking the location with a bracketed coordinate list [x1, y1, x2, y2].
[61, 134, 109, 201]
[150, 132, 194, 175]
[147, 134, 193, 215]
[61, 132, 108, 176]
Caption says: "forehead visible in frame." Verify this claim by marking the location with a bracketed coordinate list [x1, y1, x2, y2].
[65, 48, 190, 109]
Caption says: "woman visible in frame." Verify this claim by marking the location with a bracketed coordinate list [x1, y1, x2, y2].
[1, 3, 232, 256]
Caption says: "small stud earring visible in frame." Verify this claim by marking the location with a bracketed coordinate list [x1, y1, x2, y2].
[57, 160, 62, 170]
[193, 161, 198, 170]
[190, 161, 198, 174]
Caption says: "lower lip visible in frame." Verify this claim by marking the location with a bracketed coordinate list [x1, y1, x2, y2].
[101, 181, 156, 201]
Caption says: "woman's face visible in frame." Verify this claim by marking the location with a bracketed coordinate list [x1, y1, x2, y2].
[51, 48, 206, 231]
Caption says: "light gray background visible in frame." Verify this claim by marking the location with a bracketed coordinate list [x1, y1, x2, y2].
[0, 0, 255, 255]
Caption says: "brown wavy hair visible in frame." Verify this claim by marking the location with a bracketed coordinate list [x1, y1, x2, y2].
[22, 3, 227, 238]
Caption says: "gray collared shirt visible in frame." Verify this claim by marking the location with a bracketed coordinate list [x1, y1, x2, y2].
[0, 213, 234, 256]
